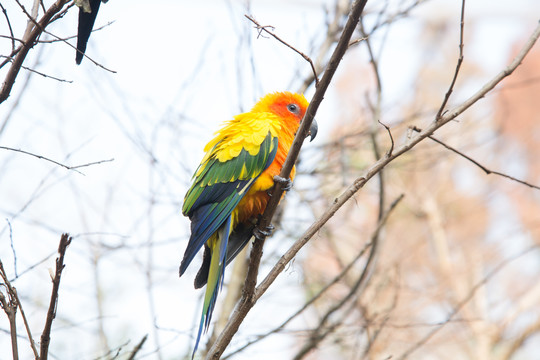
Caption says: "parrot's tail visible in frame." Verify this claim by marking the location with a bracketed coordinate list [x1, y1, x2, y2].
[192, 216, 231, 358]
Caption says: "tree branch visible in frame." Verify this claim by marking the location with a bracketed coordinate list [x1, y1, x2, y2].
[40, 233, 72, 360]
[435, 0, 466, 120]
[0, 0, 70, 104]
[245, 15, 319, 87]
[0, 146, 114, 175]
[0, 3, 16, 52]
[0, 262, 19, 360]
[417, 131, 540, 190]
[126, 334, 148, 360]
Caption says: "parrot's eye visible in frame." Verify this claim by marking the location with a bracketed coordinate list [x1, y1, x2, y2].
[287, 103, 299, 114]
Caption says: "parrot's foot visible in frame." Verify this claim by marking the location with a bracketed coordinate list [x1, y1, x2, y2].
[254, 224, 275, 240]
[273, 175, 293, 191]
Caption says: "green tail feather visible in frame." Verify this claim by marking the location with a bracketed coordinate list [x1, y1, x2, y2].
[192, 216, 231, 358]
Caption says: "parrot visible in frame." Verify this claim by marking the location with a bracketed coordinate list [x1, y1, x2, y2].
[179, 91, 318, 356]
[75, 0, 107, 64]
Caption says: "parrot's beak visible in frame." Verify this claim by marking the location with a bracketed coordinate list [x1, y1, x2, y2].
[308, 118, 318, 142]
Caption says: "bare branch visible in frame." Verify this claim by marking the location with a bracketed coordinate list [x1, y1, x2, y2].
[435, 0, 466, 120]
[126, 334, 148, 360]
[13, 287, 39, 359]
[0, 146, 114, 175]
[0, 0, 70, 104]
[0, 262, 19, 360]
[0, 59, 73, 83]
[361, 15, 386, 222]
[37, 20, 114, 44]
[378, 120, 394, 156]
[298, 0, 352, 93]
[40, 233, 72, 360]
[245, 14, 320, 87]
[19, 0, 41, 40]
[348, 36, 368, 48]
[0, 3, 16, 52]
[414, 130, 540, 190]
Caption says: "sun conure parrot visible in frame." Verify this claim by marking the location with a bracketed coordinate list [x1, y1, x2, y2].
[179, 91, 317, 356]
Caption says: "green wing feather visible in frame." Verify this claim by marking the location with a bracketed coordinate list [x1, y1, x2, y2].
[179, 131, 278, 274]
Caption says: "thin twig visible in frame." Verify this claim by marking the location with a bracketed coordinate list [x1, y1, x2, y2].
[378, 120, 394, 156]
[413, 129, 540, 190]
[6, 219, 17, 278]
[0, 47, 21, 70]
[245, 14, 320, 87]
[18, 0, 40, 40]
[126, 334, 148, 360]
[435, 0, 466, 120]
[0, 223, 40, 358]
[348, 36, 368, 48]
[0, 146, 114, 175]
[0, 0, 70, 104]
[40, 233, 72, 360]
[17, 62, 72, 83]
[13, 287, 39, 359]
[298, 0, 351, 92]
[0, 258, 40, 359]
[37, 20, 114, 44]
[0, 3, 16, 52]
[0, 262, 19, 360]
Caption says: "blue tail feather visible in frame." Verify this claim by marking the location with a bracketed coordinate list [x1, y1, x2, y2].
[191, 215, 232, 358]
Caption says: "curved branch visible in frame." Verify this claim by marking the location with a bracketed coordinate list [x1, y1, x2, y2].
[246, 15, 319, 87]
[0, 146, 114, 175]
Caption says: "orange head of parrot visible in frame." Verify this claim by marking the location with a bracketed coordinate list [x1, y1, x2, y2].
[251, 92, 318, 141]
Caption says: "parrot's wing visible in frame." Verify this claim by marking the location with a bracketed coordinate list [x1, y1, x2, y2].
[180, 132, 278, 276]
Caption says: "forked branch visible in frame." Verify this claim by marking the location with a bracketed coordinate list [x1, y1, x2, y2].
[40, 233, 72, 360]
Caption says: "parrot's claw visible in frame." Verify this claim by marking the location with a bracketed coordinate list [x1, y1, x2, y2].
[273, 175, 293, 191]
[254, 224, 275, 240]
